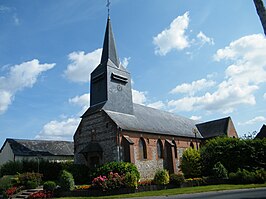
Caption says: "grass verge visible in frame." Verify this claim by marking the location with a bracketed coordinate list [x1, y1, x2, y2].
[59, 183, 266, 199]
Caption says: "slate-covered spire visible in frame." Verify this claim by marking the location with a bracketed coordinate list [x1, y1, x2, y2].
[100, 17, 120, 66]
[85, 16, 134, 117]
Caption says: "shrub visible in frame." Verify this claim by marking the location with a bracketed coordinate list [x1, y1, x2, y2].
[92, 172, 124, 191]
[0, 161, 23, 177]
[255, 169, 266, 183]
[75, 185, 91, 190]
[153, 169, 169, 185]
[29, 190, 52, 199]
[181, 148, 201, 178]
[212, 162, 228, 179]
[43, 181, 57, 192]
[138, 179, 153, 186]
[124, 172, 138, 189]
[201, 137, 266, 176]
[185, 177, 205, 186]
[228, 169, 263, 184]
[94, 162, 140, 182]
[58, 170, 75, 191]
[26, 181, 38, 189]
[0, 175, 15, 194]
[67, 164, 90, 185]
[5, 186, 18, 197]
[18, 172, 42, 187]
[169, 173, 185, 186]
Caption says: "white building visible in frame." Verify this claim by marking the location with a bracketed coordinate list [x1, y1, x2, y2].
[0, 138, 74, 165]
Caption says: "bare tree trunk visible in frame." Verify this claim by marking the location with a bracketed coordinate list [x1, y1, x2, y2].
[253, 0, 266, 35]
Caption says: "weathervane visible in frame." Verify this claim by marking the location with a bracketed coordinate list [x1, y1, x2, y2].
[106, 0, 111, 17]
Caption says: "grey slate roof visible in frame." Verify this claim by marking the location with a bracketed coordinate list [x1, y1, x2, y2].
[105, 103, 202, 138]
[79, 142, 103, 153]
[196, 117, 230, 138]
[2, 138, 74, 156]
[255, 124, 266, 139]
[100, 17, 120, 67]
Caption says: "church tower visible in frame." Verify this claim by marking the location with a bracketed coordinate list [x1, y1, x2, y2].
[87, 17, 133, 116]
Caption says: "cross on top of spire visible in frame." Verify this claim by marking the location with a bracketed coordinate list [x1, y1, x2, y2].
[106, 0, 111, 17]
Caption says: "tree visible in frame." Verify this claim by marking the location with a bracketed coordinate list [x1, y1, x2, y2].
[180, 148, 201, 178]
[201, 137, 266, 176]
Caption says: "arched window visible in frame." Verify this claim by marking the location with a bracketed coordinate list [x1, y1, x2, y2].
[157, 139, 163, 159]
[172, 140, 177, 158]
[139, 138, 147, 160]
[121, 137, 130, 162]
[190, 142, 194, 148]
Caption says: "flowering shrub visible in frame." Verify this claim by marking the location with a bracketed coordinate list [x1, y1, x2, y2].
[185, 177, 205, 186]
[5, 186, 17, 197]
[138, 179, 153, 186]
[18, 172, 42, 188]
[29, 190, 52, 199]
[75, 185, 91, 190]
[92, 172, 124, 191]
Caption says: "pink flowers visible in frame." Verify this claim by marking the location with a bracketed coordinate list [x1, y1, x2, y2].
[92, 172, 124, 191]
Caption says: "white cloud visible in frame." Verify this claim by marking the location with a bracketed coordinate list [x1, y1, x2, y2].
[132, 89, 147, 105]
[153, 12, 190, 56]
[147, 101, 165, 110]
[121, 57, 131, 68]
[168, 34, 266, 113]
[13, 14, 19, 25]
[0, 5, 11, 13]
[0, 59, 55, 114]
[170, 78, 215, 96]
[190, 115, 202, 121]
[197, 31, 214, 45]
[69, 93, 90, 115]
[264, 93, 266, 100]
[238, 116, 266, 126]
[0, 91, 12, 114]
[36, 118, 80, 140]
[64, 49, 102, 82]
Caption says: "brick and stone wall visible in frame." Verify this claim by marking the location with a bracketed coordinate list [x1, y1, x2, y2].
[74, 111, 119, 166]
[119, 131, 199, 179]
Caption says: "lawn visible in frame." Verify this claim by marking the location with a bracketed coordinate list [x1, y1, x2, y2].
[60, 183, 266, 199]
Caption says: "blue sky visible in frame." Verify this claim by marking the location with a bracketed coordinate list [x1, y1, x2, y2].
[0, 0, 266, 144]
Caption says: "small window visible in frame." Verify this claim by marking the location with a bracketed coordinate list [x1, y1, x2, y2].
[139, 138, 147, 160]
[157, 139, 163, 159]
[190, 142, 194, 148]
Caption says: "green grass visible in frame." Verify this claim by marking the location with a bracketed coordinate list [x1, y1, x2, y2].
[59, 183, 266, 199]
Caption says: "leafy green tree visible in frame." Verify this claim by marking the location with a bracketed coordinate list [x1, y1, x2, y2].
[180, 148, 201, 178]
[201, 137, 266, 176]
[212, 162, 228, 179]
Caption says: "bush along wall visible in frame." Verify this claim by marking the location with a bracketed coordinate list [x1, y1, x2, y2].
[0, 160, 90, 185]
[200, 137, 266, 176]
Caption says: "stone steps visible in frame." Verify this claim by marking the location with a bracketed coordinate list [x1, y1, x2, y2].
[11, 187, 43, 199]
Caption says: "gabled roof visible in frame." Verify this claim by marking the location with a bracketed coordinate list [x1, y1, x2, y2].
[1, 138, 74, 156]
[255, 124, 266, 139]
[105, 103, 202, 138]
[196, 117, 231, 138]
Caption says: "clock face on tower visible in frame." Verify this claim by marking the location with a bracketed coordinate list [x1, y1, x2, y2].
[117, 84, 122, 91]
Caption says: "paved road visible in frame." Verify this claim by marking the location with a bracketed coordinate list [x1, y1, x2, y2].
[125, 187, 266, 199]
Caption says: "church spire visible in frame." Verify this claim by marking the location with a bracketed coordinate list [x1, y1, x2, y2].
[100, 17, 120, 67]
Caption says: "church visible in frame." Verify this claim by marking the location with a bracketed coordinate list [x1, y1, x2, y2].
[74, 17, 238, 179]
